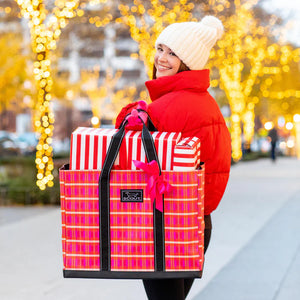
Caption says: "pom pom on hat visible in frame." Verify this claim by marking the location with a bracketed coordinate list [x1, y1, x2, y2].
[155, 16, 224, 70]
[201, 16, 224, 40]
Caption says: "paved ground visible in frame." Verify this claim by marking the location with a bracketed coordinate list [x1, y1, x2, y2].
[0, 157, 300, 300]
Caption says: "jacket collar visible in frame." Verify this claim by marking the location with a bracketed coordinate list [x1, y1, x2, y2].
[145, 69, 210, 101]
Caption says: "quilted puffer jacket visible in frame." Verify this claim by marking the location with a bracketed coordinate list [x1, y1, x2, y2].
[116, 69, 231, 215]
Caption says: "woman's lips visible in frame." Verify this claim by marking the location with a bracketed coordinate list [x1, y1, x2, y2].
[157, 65, 171, 70]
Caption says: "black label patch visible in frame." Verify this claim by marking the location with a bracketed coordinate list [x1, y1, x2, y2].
[121, 189, 143, 203]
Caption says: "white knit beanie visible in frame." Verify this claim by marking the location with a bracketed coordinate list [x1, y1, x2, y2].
[155, 16, 224, 70]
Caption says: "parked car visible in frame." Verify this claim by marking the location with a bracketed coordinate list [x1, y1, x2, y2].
[0, 134, 20, 156]
[0, 131, 38, 156]
[16, 132, 38, 155]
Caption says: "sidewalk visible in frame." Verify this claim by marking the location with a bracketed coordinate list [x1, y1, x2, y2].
[1, 157, 300, 300]
[190, 157, 300, 300]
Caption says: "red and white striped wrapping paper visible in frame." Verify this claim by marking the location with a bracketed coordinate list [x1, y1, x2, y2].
[59, 166, 205, 274]
[70, 127, 121, 170]
[173, 137, 201, 171]
[124, 131, 181, 170]
[70, 127, 181, 171]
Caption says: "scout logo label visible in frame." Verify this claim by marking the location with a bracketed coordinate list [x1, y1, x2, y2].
[121, 189, 143, 202]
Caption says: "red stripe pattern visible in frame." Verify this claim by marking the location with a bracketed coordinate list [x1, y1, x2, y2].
[60, 167, 204, 272]
[70, 127, 181, 171]
[173, 137, 201, 171]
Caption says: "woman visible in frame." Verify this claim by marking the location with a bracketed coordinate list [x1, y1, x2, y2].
[116, 15, 231, 300]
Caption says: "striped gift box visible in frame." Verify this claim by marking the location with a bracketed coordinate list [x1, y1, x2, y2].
[173, 137, 201, 171]
[70, 127, 181, 171]
[59, 164, 205, 278]
[70, 127, 121, 170]
[124, 131, 181, 170]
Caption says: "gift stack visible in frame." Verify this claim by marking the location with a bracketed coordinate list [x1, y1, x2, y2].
[70, 127, 201, 171]
[60, 125, 205, 279]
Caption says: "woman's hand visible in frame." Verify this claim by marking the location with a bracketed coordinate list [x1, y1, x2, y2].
[115, 100, 148, 130]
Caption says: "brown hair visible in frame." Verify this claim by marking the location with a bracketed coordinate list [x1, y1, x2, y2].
[152, 60, 190, 79]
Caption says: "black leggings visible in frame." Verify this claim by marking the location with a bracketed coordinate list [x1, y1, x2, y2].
[143, 215, 212, 300]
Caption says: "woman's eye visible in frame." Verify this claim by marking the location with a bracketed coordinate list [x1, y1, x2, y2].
[157, 47, 163, 51]
[170, 52, 176, 56]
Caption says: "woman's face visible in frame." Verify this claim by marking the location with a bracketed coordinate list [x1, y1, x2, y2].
[154, 44, 181, 78]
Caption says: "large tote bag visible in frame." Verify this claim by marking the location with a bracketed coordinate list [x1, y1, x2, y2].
[60, 120, 205, 279]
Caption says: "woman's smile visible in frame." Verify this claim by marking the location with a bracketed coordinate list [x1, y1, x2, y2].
[157, 64, 171, 70]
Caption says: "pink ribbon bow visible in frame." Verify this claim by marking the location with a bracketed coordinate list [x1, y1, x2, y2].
[133, 160, 172, 212]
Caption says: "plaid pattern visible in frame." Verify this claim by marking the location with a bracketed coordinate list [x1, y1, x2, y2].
[173, 137, 201, 171]
[60, 167, 204, 272]
[197, 164, 205, 267]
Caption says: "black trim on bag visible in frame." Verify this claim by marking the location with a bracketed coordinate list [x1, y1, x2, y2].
[141, 121, 165, 272]
[136, 109, 157, 131]
[99, 123, 126, 271]
[63, 270, 202, 279]
[98, 119, 165, 273]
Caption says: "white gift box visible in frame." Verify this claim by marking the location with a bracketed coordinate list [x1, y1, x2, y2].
[173, 137, 201, 171]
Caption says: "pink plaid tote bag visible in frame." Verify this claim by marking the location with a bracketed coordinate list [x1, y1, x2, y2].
[60, 120, 205, 279]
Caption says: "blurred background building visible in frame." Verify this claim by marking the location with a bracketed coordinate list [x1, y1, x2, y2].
[0, 0, 147, 148]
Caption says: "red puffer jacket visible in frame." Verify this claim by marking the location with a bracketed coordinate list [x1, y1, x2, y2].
[116, 69, 231, 215]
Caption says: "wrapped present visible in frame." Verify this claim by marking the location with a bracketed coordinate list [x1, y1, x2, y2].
[70, 127, 122, 170]
[124, 130, 181, 170]
[173, 137, 201, 171]
[70, 127, 181, 171]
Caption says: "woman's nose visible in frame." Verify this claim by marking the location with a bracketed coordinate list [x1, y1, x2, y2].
[158, 52, 167, 62]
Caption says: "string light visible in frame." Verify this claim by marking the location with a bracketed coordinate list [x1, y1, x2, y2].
[16, 0, 82, 189]
[207, 1, 300, 161]
[15, 0, 110, 189]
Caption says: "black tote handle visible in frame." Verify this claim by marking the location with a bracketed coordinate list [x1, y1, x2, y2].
[137, 109, 157, 132]
[99, 119, 165, 272]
